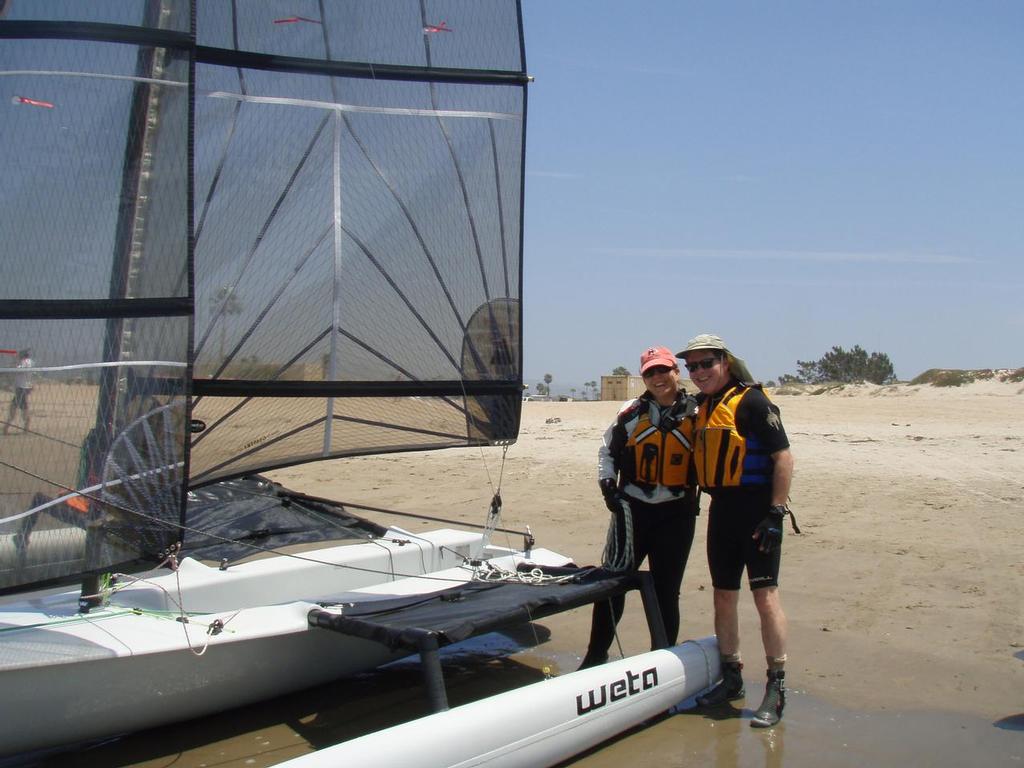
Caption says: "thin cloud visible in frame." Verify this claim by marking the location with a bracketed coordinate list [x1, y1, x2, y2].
[589, 247, 980, 265]
[527, 169, 584, 179]
[531, 53, 689, 79]
[672, 275, 1019, 290]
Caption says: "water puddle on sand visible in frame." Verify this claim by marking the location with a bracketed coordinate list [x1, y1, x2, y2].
[7, 632, 1022, 768]
[561, 691, 1023, 768]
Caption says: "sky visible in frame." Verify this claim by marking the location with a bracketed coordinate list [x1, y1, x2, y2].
[519, 0, 1023, 393]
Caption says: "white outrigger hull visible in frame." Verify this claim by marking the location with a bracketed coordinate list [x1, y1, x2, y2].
[279, 637, 720, 768]
[0, 529, 571, 757]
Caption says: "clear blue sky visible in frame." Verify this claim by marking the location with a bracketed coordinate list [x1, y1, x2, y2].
[520, 0, 1023, 392]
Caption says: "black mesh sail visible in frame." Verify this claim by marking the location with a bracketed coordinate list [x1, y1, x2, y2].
[0, 1, 527, 592]
[189, 1, 527, 484]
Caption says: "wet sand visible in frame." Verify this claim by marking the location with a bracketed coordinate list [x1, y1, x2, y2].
[30, 641, 1023, 768]
[8, 382, 1024, 766]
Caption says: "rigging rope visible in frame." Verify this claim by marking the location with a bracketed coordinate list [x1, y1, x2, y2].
[5, 470, 555, 592]
[601, 499, 635, 573]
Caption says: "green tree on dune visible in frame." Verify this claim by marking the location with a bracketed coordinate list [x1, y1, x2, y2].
[787, 345, 896, 385]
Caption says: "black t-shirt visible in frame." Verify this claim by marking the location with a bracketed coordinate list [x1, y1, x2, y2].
[732, 386, 790, 454]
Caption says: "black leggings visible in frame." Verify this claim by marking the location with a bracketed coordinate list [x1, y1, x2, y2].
[584, 495, 697, 657]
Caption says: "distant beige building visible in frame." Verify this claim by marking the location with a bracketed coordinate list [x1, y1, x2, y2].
[600, 374, 644, 402]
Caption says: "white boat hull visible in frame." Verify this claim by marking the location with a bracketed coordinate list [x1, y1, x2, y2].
[278, 637, 720, 768]
[0, 529, 571, 756]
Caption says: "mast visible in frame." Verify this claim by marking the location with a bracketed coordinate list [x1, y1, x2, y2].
[80, 0, 178, 611]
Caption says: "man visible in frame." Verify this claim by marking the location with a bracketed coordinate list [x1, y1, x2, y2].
[679, 334, 795, 728]
[4, 348, 33, 435]
[579, 346, 699, 668]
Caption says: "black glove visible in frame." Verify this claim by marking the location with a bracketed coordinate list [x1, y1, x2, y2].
[753, 505, 787, 553]
[599, 477, 622, 514]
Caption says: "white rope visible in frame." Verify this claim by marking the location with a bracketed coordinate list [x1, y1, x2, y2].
[464, 560, 577, 586]
[0, 360, 186, 375]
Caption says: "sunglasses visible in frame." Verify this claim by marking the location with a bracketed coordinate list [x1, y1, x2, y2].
[642, 365, 675, 378]
[684, 358, 719, 373]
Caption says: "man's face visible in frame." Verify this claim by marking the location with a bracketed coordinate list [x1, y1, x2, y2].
[684, 350, 730, 395]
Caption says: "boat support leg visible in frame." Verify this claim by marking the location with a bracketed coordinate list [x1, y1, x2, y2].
[416, 632, 449, 713]
[636, 571, 669, 650]
[306, 609, 451, 711]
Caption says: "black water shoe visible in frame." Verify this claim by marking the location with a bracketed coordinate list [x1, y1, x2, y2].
[750, 669, 786, 727]
[696, 660, 744, 706]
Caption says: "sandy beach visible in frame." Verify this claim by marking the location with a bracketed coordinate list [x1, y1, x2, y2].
[259, 379, 1023, 765]
[29, 378, 1023, 767]
[275, 379, 1022, 764]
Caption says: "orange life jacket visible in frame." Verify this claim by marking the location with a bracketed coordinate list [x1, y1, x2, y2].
[693, 384, 774, 488]
[623, 405, 694, 494]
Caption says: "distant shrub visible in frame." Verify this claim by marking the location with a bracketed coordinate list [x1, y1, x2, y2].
[810, 383, 845, 395]
[772, 385, 806, 396]
[1005, 368, 1024, 383]
[910, 369, 974, 387]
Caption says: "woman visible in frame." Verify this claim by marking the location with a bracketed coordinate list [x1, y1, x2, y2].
[579, 346, 699, 668]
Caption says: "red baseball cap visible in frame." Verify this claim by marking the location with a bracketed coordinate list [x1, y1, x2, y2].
[639, 346, 677, 374]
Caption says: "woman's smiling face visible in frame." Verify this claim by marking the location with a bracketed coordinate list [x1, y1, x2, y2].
[642, 364, 681, 404]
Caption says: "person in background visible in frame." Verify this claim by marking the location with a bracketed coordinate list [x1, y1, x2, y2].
[578, 346, 699, 668]
[679, 334, 796, 728]
[4, 348, 33, 435]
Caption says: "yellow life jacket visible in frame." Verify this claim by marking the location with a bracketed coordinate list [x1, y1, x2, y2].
[693, 384, 774, 488]
[623, 405, 694, 493]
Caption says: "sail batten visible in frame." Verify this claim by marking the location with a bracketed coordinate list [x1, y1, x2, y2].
[194, 47, 530, 86]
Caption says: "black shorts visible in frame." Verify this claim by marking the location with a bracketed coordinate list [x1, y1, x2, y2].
[706, 489, 780, 591]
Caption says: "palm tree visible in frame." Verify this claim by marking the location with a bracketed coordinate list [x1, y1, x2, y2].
[543, 373, 553, 398]
[211, 286, 243, 364]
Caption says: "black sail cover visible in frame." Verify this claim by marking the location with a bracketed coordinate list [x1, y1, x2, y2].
[0, 1, 527, 592]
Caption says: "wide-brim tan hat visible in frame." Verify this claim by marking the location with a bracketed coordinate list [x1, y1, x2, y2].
[676, 333, 755, 383]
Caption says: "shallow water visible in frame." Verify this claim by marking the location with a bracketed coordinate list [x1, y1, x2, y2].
[564, 687, 1023, 768]
[7, 629, 1022, 768]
